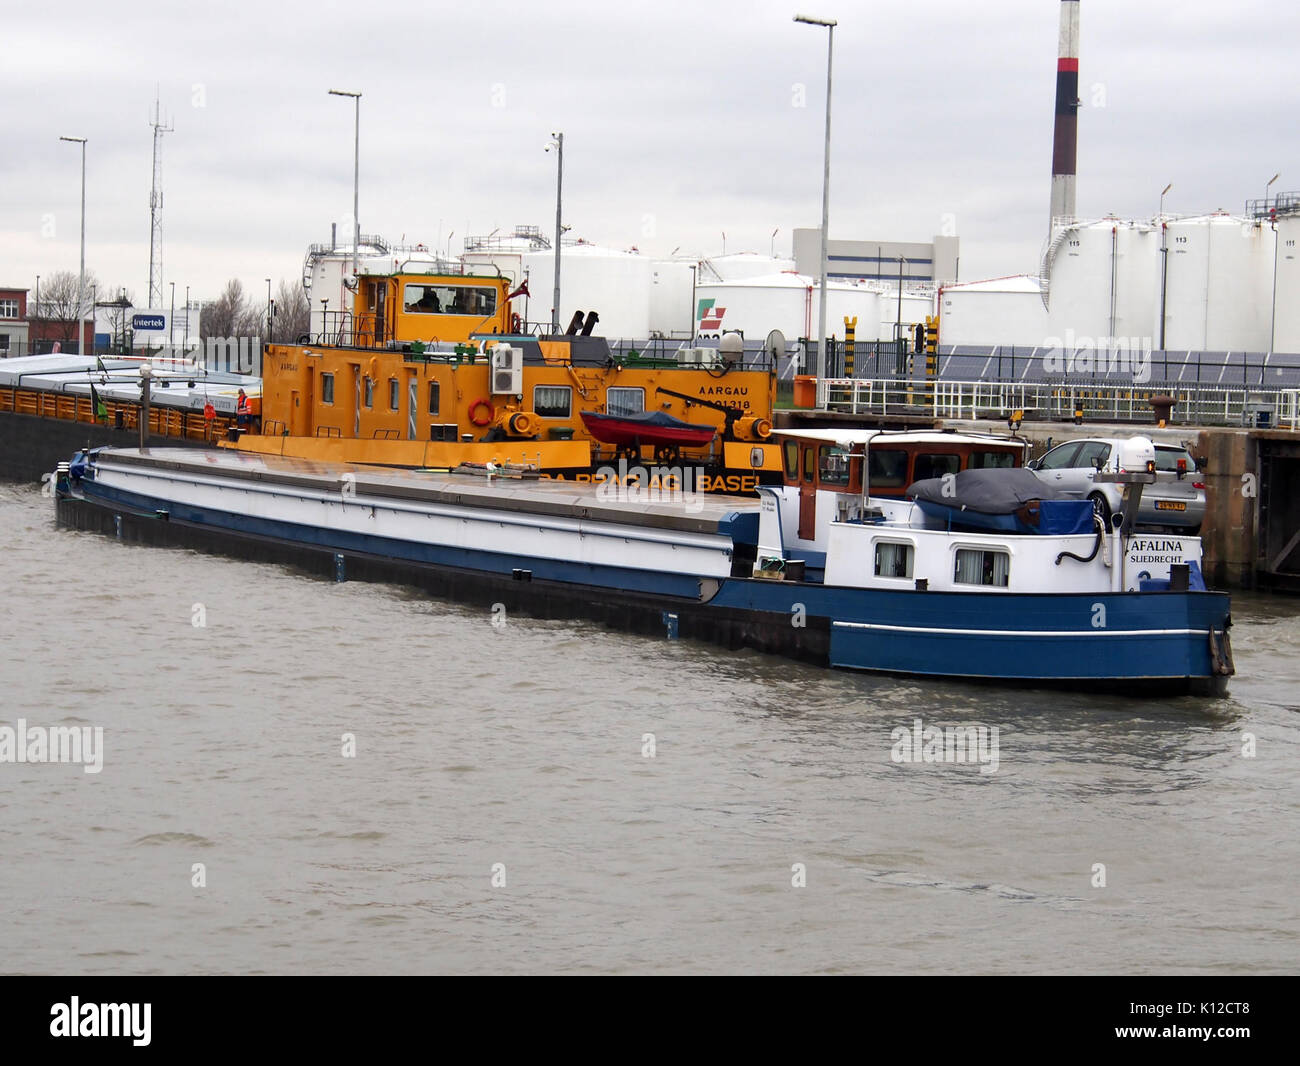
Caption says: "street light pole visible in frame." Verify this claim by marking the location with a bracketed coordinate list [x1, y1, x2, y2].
[266, 277, 273, 343]
[184, 285, 190, 350]
[547, 132, 564, 333]
[329, 89, 362, 276]
[794, 14, 836, 383]
[60, 136, 87, 353]
[169, 281, 176, 353]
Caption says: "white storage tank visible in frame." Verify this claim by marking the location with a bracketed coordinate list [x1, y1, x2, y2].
[1271, 214, 1300, 355]
[1045, 219, 1160, 348]
[517, 243, 652, 340]
[693, 273, 883, 345]
[1163, 214, 1272, 352]
[939, 275, 1049, 346]
[648, 259, 696, 338]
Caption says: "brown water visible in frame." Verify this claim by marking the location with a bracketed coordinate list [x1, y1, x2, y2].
[0, 483, 1296, 974]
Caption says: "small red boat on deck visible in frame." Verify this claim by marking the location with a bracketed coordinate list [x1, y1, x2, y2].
[580, 410, 717, 449]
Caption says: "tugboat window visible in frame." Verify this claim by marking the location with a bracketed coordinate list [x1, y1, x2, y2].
[427, 381, 440, 415]
[970, 450, 1016, 469]
[802, 446, 816, 484]
[534, 385, 572, 418]
[818, 445, 851, 486]
[954, 548, 1010, 587]
[912, 453, 959, 482]
[606, 388, 645, 417]
[783, 440, 799, 479]
[363, 377, 374, 409]
[321, 373, 335, 404]
[403, 284, 497, 317]
[389, 378, 399, 411]
[874, 541, 914, 579]
[868, 449, 908, 489]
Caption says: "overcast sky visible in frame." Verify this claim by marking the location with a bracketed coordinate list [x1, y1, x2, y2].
[4, 0, 1295, 308]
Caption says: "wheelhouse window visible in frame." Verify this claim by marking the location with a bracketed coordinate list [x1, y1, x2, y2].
[363, 377, 374, 408]
[818, 445, 851, 486]
[970, 449, 1016, 469]
[389, 378, 400, 411]
[783, 440, 799, 479]
[427, 381, 440, 415]
[874, 541, 914, 579]
[534, 385, 572, 419]
[802, 445, 816, 484]
[402, 284, 497, 317]
[606, 387, 645, 417]
[954, 548, 1010, 587]
[868, 448, 908, 489]
[912, 453, 960, 482]
[321, 372, 335, 404]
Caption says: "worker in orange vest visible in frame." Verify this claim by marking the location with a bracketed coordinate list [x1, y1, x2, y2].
[203, 400, 216, 440]
[235, 389, 251, 430]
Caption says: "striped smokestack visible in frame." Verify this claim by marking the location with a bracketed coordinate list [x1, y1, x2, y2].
[1050, 0, 1080, 229]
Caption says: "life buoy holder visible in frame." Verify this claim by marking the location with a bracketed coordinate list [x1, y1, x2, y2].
[468, 397, 494, 427]
[510, 312, 522, 334]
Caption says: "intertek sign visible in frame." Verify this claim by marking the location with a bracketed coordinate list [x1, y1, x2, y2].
[131, 312, 167, 333]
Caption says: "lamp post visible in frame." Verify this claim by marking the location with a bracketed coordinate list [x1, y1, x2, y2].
[794, 14, 836, 384]
[546, 132, 564, 333]
[184, 285, 190, 351]
[169, 281, 176, 353]
[328, 89, 362, 277]
[1158, 186, 1173, 353]
[59, 136, 87, 353]
[266, 277, 273, 344]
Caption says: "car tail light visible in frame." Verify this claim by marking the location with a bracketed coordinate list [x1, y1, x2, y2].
[1193, 481, 1205, 490]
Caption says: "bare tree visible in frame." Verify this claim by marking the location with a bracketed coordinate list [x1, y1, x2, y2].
[33, 269, 101, 348]
[201, 279, 263, 340]
[272, 279, 310, 342]
[98, 287, 135, 352]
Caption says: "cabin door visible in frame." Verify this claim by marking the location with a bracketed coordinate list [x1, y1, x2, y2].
[372, 281, 387, 345]
[406, 372, 418, 440]
[352, 365, 362, 437]
[798, 443, 816, 541]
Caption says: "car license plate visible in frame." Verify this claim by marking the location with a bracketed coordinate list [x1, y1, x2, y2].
[1155, 500, 1187, 511]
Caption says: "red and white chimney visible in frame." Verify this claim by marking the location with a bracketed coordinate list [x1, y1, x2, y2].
[1050, 0, 1081, 228]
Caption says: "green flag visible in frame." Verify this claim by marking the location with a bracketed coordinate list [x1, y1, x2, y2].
[89, 383, 108, 424]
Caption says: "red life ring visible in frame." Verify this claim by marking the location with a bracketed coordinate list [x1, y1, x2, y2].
[510, 312, 522, 334]
[468, 397, 494, 427]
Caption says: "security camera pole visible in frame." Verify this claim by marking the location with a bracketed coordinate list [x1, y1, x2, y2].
[329, 89, 362, 276]
[548, 131, 564, 334]
[794, 14, 836, 384]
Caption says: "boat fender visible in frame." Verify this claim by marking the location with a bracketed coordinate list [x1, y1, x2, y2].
[468, 398, 494, 427]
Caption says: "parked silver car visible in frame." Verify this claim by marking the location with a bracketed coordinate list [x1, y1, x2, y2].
[1027, 437, 1206, 532]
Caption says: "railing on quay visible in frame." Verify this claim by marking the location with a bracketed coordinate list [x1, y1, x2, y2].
[815, 377, 1300, 429]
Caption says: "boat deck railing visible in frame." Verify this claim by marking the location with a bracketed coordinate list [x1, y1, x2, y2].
[816, 376, 1300, 429]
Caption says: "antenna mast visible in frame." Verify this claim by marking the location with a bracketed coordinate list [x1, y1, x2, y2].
[148, 93, 173, 309]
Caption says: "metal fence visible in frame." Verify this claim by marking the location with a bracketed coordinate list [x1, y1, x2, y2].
[817, 376, 1299, 429]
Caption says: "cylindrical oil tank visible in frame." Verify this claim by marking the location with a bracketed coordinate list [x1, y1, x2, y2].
[939, 276, 1048, 346]
[1046, 219, 1160, 348]
[1163, 214, 1272, 352]
[693, 274, 882, 346]
[520, 245, 652, 340]
[648, 259, 696, 338]
[1271, 215, 1300, 355]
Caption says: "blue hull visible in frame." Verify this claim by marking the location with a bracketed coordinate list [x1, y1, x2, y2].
[67, 476, 1233, 693]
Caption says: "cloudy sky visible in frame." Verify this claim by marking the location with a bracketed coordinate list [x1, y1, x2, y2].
[3, 0, 1295, 308]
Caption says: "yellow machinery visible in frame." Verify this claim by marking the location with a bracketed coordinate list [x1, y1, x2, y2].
[232, 270, 782, 491]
